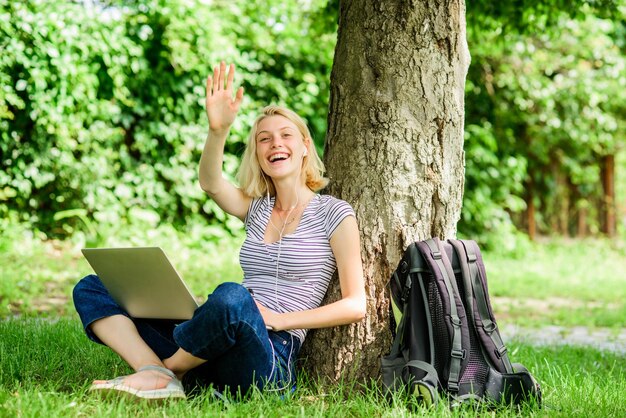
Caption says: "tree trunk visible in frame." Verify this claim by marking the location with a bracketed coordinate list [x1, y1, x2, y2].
[577, 202, 588, 237]
[557, 167, 569, 235]
[300, 0, 469, 382]
[526, 179, 536, 241]
[600, 154, 616, 237]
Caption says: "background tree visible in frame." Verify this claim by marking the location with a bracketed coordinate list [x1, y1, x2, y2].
[301, 0, 626, 382]
[300, 0, 469, 381]
[2, 0, 625, 382]
[461, 5, 626, 244]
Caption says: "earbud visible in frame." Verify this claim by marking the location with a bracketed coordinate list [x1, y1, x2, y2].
[303, 149, 308, 158]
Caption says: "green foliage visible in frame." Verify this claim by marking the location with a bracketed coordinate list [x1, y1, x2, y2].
[3, 0, 625, 246]
[461, 10, 626, 245]
[468, 0, 621, 32]
[459, 122, 529, 250]
[0, 0, 336, 238]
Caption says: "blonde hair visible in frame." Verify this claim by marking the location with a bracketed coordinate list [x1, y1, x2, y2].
[237, 105, 329, 197]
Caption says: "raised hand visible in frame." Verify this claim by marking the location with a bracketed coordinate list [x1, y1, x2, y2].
[205, 62, 244, 133]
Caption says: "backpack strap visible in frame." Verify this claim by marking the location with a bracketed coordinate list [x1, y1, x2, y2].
[388, 243, 416, 338]
[406, 242, 437, 367]
[404, 360, 438, 378]
[389, 280, 411, 358]
[448, 241, 475, 321]
[388, 242, 436, 370]
[424, 238, 464, 392]
[453, 239, 513, 373]
[387, 261, 413, 357]
[381, 273, 412, 396]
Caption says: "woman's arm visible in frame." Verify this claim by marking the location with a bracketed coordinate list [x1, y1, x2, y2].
[199, 62, 251, 220]
[256, 215, 367, 330]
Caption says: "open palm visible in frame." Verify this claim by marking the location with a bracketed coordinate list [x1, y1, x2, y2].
[206, 62, 244, 132]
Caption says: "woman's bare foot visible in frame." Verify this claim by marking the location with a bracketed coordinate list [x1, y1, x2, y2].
[92, 367, 172, 391]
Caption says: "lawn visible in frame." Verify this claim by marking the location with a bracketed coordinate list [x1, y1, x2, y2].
[0, 222, 244, 318]
[1, 224, 625, 416]
[1, 318, 624, 417]
[486, 238, 626, 329]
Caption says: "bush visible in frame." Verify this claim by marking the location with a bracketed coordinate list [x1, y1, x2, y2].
[0, 0, 336, 239]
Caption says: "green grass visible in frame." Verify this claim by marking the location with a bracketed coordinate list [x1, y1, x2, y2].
[3, 223, 625, 330]
[484, 238, 626, 328]
[2, 225, 626, 416]
[0, 222, 244, 318]
[1, 318, 624, 417]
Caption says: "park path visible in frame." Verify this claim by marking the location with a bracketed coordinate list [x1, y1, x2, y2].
[501, 324, 626, 355]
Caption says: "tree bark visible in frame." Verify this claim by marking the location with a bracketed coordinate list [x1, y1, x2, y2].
[600, 154, 616, 237]
[300, 0, 469, 382]
[556, 166, 569, 235]
[577, 203, 588, 238]
[526, 179, 536, 240]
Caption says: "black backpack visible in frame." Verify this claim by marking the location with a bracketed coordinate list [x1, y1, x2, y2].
[381, 238, 541, 407]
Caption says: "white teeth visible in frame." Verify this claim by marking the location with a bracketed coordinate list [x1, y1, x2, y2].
[269, 153, 289, 162]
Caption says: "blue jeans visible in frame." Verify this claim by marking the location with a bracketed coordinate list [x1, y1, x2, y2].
[72, 275, 300, 396]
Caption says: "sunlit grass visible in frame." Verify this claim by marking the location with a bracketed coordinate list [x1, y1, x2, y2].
[484, 237, 626, 329]
[1, 317, 624, 417]
[0, 222, 244, 317]
[2, 225, 626, 416]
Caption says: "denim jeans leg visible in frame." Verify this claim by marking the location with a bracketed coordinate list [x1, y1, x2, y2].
[73, 274, 129, 343]
[72, 274, 181, 359]
[219, 329, 301, 392]
[173, 282, 296, 395]
[74, 277, 299, 394]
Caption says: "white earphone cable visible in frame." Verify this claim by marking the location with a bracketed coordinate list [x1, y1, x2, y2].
[259, 146, 307, 391]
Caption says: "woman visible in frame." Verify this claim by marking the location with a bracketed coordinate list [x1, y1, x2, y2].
[73, 62, 366, 400]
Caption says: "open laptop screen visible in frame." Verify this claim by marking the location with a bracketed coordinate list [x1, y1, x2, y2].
[81, 247, 199, 320]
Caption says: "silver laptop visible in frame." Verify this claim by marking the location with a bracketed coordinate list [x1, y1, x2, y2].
[81, 247, 199, 320]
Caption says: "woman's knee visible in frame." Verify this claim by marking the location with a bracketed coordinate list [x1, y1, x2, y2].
[72, 274, 104, 301]
[214, 282, 251, 302]
[201, 282, 254, 314]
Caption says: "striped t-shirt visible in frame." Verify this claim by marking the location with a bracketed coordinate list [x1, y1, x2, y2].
[240, 194, 355, 343]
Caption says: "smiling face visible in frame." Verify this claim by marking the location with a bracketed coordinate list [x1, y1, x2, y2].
[236, 105, 328, 198]
[255, 115, 309, 180]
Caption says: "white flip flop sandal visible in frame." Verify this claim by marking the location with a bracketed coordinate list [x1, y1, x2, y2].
[89, 365, 186, 401]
